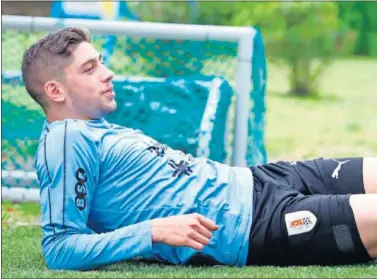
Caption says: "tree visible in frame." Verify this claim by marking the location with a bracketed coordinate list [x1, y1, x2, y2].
[230, 2, 354, 96]
[338, 2, 377, 57]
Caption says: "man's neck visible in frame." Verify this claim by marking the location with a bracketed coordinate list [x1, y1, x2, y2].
[46, 110, 93, 123]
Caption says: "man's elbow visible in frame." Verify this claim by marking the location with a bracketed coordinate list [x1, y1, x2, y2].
[43, 243, 88, 271]
[44, 256, 90, 271]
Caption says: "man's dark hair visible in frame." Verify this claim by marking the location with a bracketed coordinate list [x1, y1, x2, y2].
[21, 27, 92, 111]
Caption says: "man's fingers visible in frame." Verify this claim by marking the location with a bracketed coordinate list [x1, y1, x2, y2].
[196, 224, 212, 239]
[189, 230, 210, 247]
[196, 214, 219, 231]
[185, 238, 204, 250]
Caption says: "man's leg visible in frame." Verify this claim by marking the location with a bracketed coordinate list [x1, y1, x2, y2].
[252, 157, 369, 195]
[281, 157, 377, 195]
[350, 194, 377, 259]
[311, 157, 377, 194]
[363, 157, 377, 194]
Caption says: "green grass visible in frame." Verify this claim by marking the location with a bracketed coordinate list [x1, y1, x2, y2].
[2, 209, 376, 278]
[265, 58, 377, 161]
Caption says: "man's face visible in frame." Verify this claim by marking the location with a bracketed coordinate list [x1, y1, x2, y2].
[62, 42, 116, 119]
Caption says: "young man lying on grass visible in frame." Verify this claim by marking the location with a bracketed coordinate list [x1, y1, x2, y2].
[21, 27, 377, 270]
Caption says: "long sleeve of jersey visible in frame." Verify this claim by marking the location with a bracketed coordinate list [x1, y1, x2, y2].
[36, 121, 153, 270]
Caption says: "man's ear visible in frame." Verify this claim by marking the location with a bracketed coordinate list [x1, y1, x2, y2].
[44, 80, 66, 103]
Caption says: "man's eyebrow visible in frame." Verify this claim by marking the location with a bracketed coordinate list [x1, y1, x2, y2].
[80, 54, 102, 68]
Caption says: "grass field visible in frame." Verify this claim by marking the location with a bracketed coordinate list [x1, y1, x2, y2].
[2, 203, 377, 279]
[2, 57, 377, 278]
[266, 58, 377, 161]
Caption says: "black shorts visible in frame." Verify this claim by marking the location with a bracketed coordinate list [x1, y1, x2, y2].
[246, 157, 372, 266]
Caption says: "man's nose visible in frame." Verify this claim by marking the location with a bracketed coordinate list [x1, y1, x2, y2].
[100, 65, 114, 83]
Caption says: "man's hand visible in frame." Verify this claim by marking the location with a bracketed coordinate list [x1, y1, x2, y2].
[150, 213, 219, 250]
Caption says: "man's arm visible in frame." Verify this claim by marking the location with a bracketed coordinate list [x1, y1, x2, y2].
[38, 123, 153, 270]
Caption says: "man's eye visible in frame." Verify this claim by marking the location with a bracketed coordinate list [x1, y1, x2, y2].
[85, 67, 94, 73]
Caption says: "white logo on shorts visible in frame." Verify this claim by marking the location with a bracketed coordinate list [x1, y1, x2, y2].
[285, 211, 317, 236]
[331, 159, 350, 179]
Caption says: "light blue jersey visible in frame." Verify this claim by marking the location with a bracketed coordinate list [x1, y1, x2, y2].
[35, 118, 254, 270]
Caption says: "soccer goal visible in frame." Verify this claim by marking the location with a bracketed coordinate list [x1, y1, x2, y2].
[2, 15, 267, 202]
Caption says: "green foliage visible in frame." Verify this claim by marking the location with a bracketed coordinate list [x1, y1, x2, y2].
[229, 2, 354, 96]
[338, 2, 377, 57]
[196, 2, 235, 26]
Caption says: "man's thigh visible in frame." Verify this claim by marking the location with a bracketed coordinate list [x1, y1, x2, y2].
[252, 157, 365, 195]
[363, 157, 377, 193]
[247, 184, 372, 266]
[293, 157, 365, 195]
